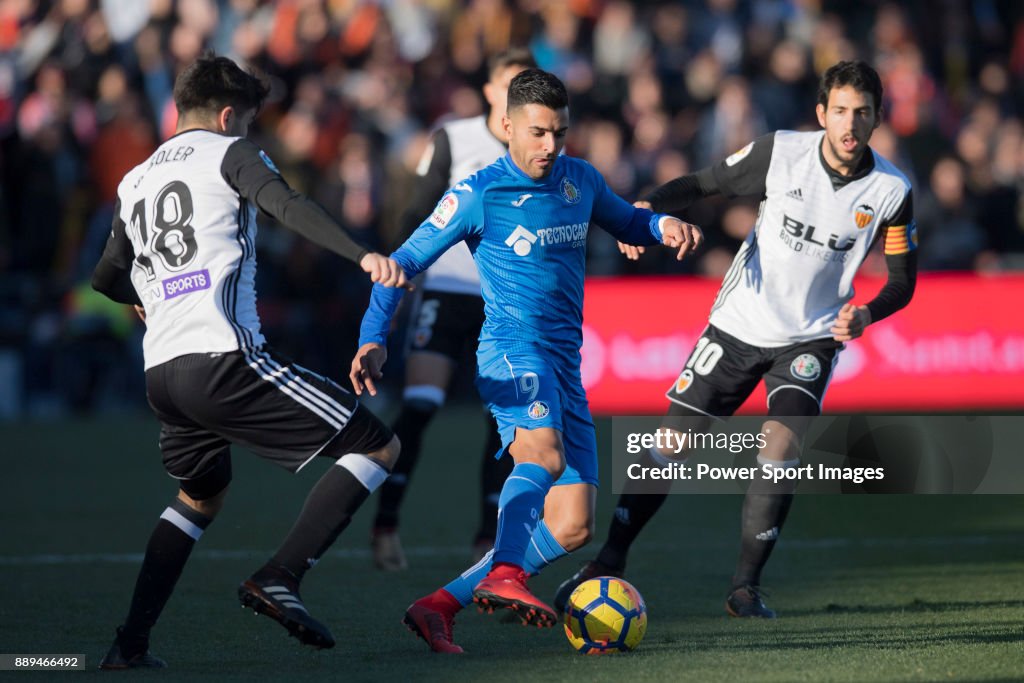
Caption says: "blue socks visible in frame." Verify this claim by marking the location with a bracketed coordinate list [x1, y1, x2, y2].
[522, 518, 568, 574]
[442, 549, 494, 607]
[442, 519, 568, 607]
[439, 464, 563, 608]
[492, 463, 553, 565]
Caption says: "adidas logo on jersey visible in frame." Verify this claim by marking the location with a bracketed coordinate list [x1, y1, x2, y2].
[786, 188, 803, 201]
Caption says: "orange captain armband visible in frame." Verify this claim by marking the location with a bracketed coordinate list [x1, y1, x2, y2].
[883, 222, 918, 255]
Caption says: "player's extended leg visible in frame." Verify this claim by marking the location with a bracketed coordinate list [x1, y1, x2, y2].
[473, 424, 513, 560]
[403, 481, 593, 653]
[728, 337, 838, 618]
[727, 392, 817, 618]
[371, 351, 455, 571]
[727, 420, 800, 618]
[240, 429, 400, 648]
[404, 427, 565, 652]
[403, 355, 571, 651]
[99, 458, 231, 670]
[471, 426, 564, 624]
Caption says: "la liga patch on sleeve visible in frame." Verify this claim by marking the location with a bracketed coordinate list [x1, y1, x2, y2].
[429, 192, 459, 229]
[725, 141, 754, 166]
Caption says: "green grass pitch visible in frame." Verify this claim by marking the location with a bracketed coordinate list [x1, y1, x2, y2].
[2, 406, 1022, 681]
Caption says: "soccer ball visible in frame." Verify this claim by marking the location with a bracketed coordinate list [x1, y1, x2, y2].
[563, 577, 647, 654]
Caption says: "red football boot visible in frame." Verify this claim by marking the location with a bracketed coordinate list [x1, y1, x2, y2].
[402, 590, 465, 654]
[472, 563, 557, 628]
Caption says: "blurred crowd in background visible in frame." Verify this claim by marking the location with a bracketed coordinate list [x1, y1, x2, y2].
[0, 0, 1022, 418]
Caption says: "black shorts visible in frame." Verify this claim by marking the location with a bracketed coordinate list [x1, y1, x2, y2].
[407, 290, 484, 361]
[665, 325, 842, 418]
[145, 346, 393, 497]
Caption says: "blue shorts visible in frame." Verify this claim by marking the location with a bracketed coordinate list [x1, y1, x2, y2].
[475, 347, 598, 487]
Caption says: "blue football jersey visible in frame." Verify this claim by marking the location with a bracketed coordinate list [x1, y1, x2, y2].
[359, 154, 668, 366]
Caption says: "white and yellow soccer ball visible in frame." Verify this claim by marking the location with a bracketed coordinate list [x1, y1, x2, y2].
[563, 577, 647, 654]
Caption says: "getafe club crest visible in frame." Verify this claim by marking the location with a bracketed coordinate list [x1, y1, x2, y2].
[790, 354, 821, 381]
[674, 369, 694, 394]
[560, 177, 581, 204]
[854, 204, 875, 229]
[528, 401, 550, 419]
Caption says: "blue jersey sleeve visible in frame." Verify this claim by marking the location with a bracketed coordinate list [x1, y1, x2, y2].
[586, 163, 666, 246]
[359, 187, 483, 346]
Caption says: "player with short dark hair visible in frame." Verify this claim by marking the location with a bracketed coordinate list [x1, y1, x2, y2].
[351, 68, 702, 653]
[91, 53, 409, 669]
[371, 47, 537, 571]
[817, 58, 883, 114]
[556, 60, 918, 618]
[171, 53, 268, 114]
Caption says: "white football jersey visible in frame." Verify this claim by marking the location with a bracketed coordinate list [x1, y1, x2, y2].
[116, 130, 264, 369]
[415, 115, 507, 295]
[708, 130, 915, 347]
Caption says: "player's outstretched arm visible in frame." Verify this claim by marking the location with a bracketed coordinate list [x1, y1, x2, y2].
[221, 138, 376, 266]
[643, 168, 720, 213]
[617, 135, 774, 262]
[357, 180, 482, 367]
[645, 134, 772, 212]
[350, 342, 387, 396]
[588, 161, 703, 262]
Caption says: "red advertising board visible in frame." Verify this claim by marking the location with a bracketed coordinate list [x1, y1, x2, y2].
[581, 274, 1024, 414]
